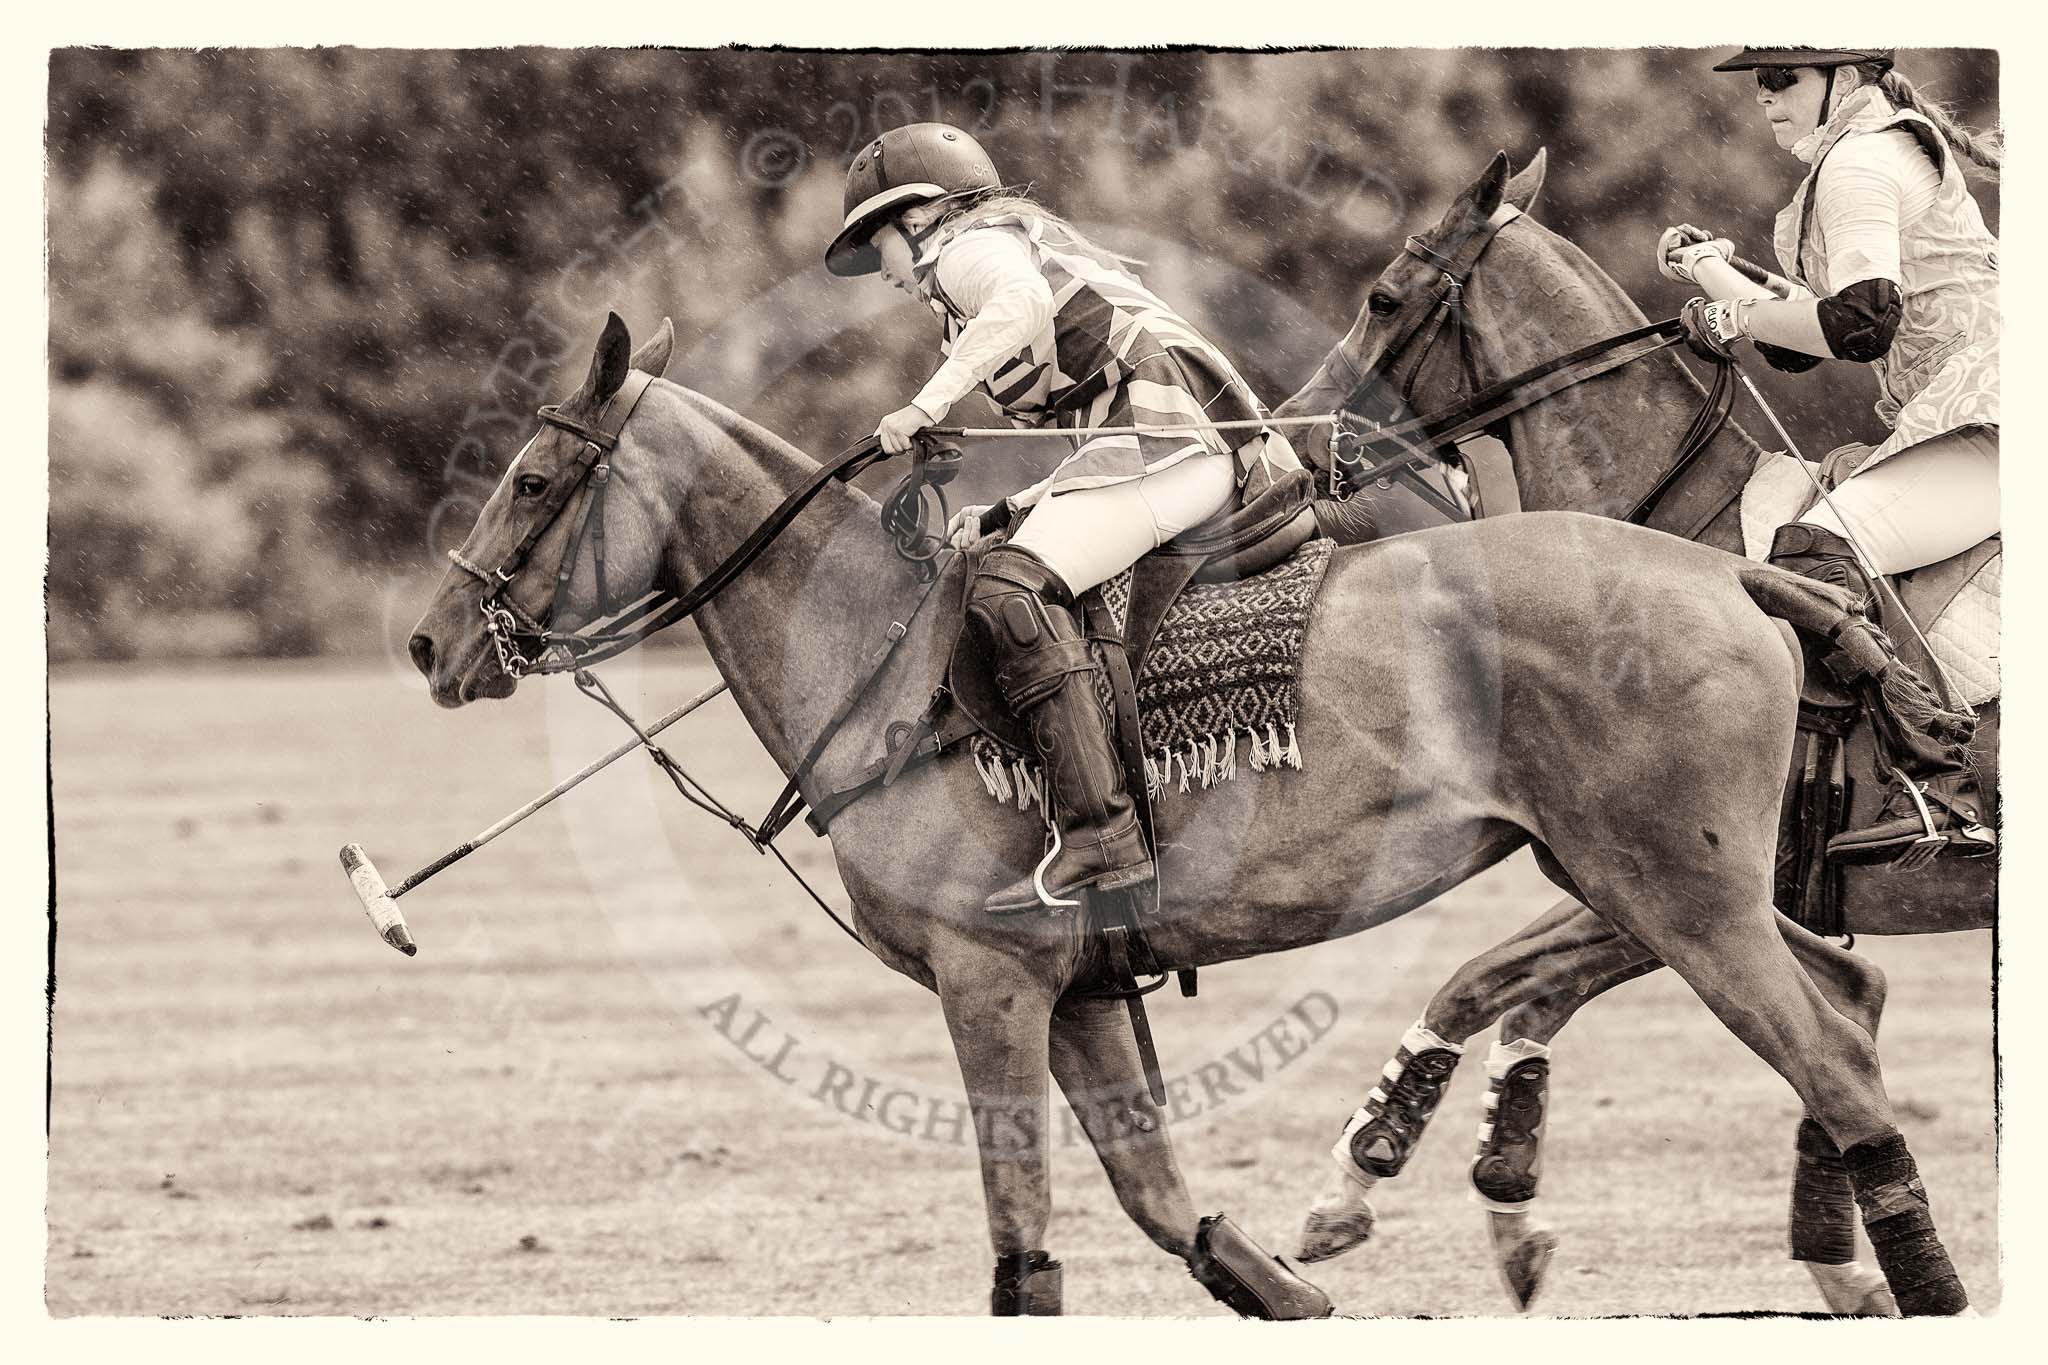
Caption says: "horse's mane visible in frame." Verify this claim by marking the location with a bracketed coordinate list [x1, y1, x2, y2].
[1482, 212, 1773, 467]
[666, 381, 884, 517]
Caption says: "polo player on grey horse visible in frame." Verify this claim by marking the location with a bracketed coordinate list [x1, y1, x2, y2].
[826, 122, 1307, 914]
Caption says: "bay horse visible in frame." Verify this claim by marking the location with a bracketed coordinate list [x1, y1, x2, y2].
[407, 304, 1977, 1315]
[1275, 149, 1996, 1315]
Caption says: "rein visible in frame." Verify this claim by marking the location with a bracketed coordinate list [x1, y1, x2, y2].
[1327, 204, 1738, 531]
[450, 387, 927, 679]
[446, 376, 972, 945]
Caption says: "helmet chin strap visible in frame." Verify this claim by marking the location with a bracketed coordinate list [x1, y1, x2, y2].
[1816, 66, 1838, 132]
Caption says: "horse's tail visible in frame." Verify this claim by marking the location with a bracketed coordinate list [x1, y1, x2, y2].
[1736, 563, 1976, 751]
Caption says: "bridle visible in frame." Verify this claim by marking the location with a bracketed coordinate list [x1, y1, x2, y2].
[438, 363, 971, 946]
[1323, 203, 1521, 507]
[447, 370, 957, 680]
[1326, 203, 1739, 533]
[448, 368, 658, 678]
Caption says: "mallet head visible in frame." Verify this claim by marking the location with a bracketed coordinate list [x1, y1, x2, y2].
[339, 842, 417, 956]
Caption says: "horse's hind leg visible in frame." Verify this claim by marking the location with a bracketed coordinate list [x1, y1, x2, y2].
[1773, 922, 1898, 1315]
[1573, 861, 1967, 1314]
[1048, 995, 1332, 1318]
[1469, 911, 1892, 1313]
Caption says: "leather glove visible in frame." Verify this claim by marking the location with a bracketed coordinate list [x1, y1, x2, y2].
[1680, 296, 1747, 362]
[1659, 223, 1736, 285]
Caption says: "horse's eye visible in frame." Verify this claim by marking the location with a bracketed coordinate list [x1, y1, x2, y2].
[515, 473, 548, 498]
[1368, 291, 1402, 317]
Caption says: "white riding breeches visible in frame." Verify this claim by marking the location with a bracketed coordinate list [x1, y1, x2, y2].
[1009, 450, 1239, 594]
[1796, 425, 2000, 575]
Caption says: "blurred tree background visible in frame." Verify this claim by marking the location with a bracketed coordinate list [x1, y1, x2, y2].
[45, 48, 1998, 661]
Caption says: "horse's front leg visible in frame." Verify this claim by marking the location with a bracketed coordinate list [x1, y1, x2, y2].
[936, 942, 1064, 1315]
[1049, 994, 1332, 1318]
[1296, 895, 1629, 1267]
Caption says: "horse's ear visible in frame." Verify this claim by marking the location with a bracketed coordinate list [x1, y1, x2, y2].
[630, 317, 675, 378]
[1435, 150, 1512, 237]
[1471, 151, 1511, 220]
[582, 311, 633, 404]
[1504, 147, 1548, 215]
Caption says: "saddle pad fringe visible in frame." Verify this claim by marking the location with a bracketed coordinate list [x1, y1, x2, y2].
[967, 538, 1332, 810]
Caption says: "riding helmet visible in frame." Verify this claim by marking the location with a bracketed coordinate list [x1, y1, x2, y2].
[825, 123, 1002, 277]
[1711, 47, 1897, 72]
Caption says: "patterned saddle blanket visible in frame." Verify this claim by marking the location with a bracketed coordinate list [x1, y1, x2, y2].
[1740, 451, 2000, 706]
[968, 538, 1337, 809]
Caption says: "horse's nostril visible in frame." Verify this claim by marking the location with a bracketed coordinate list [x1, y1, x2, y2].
[408, 633, 435, 677]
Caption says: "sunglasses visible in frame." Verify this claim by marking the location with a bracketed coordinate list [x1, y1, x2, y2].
[1755, 67, 1802, 94]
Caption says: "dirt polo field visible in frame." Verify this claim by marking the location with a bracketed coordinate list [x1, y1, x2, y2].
[48, 651, 1998, 1317]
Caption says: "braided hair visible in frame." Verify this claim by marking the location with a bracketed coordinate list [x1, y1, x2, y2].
[1860, 61, 2003, 177]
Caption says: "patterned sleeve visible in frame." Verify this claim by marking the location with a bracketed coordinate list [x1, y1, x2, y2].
[1813, 131, 1939, 291]
[911, 231, 1055, 422]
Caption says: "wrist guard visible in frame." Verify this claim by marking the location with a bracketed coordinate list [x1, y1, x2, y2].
[1681, 296, 1752, 362]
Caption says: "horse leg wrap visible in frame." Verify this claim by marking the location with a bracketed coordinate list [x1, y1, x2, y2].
[1332, 1020, 1463, 1183]
[1188, 1214, 1333, 1318]
[990, 1249, 1064, 1316]
[1471, 1039, 1550, 1211]
[1788, 1116, 1859, 1265]
[1841, 1131, 1968, 1315]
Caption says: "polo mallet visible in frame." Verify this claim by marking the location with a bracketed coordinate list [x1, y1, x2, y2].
[340, 679, 730, 955]
[1664, 225, 1800, 301]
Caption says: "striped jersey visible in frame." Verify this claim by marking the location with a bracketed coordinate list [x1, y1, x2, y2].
[911, 210, 1301, 502]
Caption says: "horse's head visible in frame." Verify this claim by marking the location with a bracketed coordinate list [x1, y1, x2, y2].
[409, 311, 676, 707]
[1277, 148, 1548, 449]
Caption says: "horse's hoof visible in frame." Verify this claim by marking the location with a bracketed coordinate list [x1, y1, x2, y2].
[1486, 1210, 1557, 1313]
[1804, 1260, 1900, 1317]
[1296, 1173, 1377, 1263]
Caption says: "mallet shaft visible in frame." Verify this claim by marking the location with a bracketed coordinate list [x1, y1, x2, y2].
[390, 678, 730, 898]
[1727, 254, 1797, 300]
[933, 415, 1331, 440]
[344, 679, 730, 957]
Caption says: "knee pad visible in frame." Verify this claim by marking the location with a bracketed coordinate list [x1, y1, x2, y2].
[967, 546, 1093, 708]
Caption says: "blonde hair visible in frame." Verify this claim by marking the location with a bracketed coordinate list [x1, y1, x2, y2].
[908, 190, 1145, 282]
[1861, 62, 2003, 177]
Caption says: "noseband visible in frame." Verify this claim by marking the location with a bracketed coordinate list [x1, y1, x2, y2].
[448, 368, 656, 678]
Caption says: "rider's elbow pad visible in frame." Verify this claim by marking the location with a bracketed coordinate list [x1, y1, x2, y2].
[1817, 277, 1903, 364]
[1755, 340, 1825, 374]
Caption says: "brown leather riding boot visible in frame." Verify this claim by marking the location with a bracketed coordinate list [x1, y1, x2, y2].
[968, 546, 1154, 915]
[1767, 524, 1995, 865]
[1826, 723, 1996, 865]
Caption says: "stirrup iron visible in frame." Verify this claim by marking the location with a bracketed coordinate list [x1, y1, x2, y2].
[1888, 774, 1947, 873]
[1032, 824, 1081, 910]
